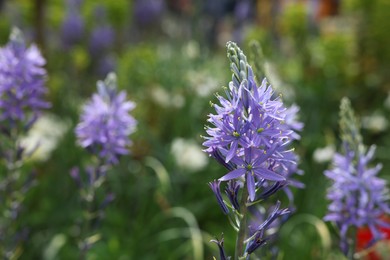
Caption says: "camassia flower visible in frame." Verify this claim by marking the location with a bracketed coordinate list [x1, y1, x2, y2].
[61, 0, 84, 48]
[324, 97, 390, 256]
[324, 143, 390, 253]
[0, 28, 50, 128]
[0, 28, 50, 258]
[75, 73, 136, 164]
[203, 42, 300, 202]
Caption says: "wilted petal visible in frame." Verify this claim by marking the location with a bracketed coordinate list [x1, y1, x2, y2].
[209, 180, 229, 214]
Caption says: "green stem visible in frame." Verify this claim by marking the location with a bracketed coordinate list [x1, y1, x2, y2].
[235, 187, 248, 260]
[1, 134, 24, 259]
[79, 157, 107, 259]
[347, 228, 357, 260]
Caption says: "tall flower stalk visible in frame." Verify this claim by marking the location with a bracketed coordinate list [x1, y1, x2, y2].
[73, 73, 136, 257]
[0, 28, 50, 258]
[324, 97, 390, 259]
[202, 42, 302, 259]
[61, 0, 84, 49]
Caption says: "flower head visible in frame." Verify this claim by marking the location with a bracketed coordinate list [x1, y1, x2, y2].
[134, 0, 165, 25]
[203, 42, 301, 201]
[88, 6, 114, 56]
[0, 28, 50, 128]
[61, 0, 84, 48]
[324, 144, 390, 250]
[75, 73, 136, 164]
[324, 98, 390, 254]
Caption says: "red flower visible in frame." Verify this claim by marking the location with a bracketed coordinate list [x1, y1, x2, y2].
[357, 216, 390, 260]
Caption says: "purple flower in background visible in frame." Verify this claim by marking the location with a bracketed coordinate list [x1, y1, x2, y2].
[88, 6, 115, 56]
[97, 54, 117, 77]
[234, 0, 252, 23]
[72, 73, 134, 254]
[324, 143, 390, 253]
[0, 28, 49, 258]
[324, 97, 390, 256]
[61, 0, 84, 48]
[75, 73, 136, 164]
[134, 0, 165, 25]
[203, 42, 301, 202]
[0, 28, 50, 128]
[89, 25, 115, 56]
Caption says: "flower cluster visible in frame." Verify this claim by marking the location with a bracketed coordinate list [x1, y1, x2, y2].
[61, 0, 84, 48]
[0, 28, 49, 258]
[324, 97, 390, 255]
[203, 41, 301, 202]
[88, 6, 114, 55]
[75, 73, 136, 164]
[325, 144, 390, 253]
[0, 28, 50, 129]
[203, 42, 302, 258]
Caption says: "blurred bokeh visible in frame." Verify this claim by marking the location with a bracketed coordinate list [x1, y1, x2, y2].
[0, 0, 389, 259]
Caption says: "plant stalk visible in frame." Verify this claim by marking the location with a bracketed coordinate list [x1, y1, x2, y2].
[235, 187, 248, 259]
[347, 228, 357, 260]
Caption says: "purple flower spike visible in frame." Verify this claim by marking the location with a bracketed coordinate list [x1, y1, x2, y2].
[89, 25, 115, 56]
[61, 0, 84, 48]
[134, 0, 165, 25]
[324, 98, 390, 255]
[0, 28, 50, 127]
[75, 73, 136, 165]
[324, 143, 390, 247]
[88, 6, 114, 56]
[203, 42, 302, 202]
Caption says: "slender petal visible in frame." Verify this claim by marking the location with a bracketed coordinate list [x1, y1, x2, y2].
[253, 168, 285, 181]
[247, 172, 256, 201]
[219, 168, 246, 181]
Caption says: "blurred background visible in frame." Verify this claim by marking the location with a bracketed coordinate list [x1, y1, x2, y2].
[0, 0, 389, 259]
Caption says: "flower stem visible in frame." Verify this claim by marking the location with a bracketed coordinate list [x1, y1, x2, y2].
[235, 187, 248, 260]
[347, 228, 357, 260]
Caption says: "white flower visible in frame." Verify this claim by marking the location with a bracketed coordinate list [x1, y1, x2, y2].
[313, 145, 336, 163]
[182, 40, 200, 59]
[186, 70, 219, 97]
[150, 86, 185, 108]
[20, 113, 70, 161]
[362, 113, 388, 133]
[171, 138, 208, 172]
